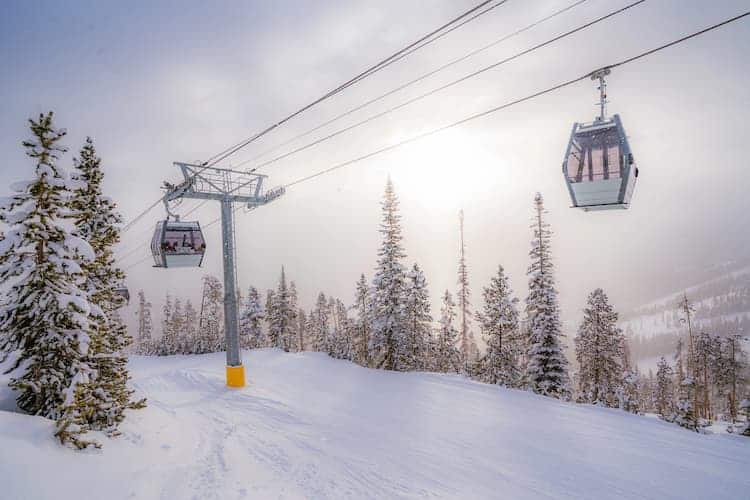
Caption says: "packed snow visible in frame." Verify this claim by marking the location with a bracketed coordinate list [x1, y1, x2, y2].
[1, 349, 748, 500]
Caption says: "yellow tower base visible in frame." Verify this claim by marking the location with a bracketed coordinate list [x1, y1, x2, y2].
[226, 365, 246, 388]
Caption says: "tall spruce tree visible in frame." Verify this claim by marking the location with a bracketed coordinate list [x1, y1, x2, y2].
[403, 263, 432, 371]
[574, 288, 624, 407]
[456, 209, 477, 367]
[477, 265, 521, 387]
[63, 136, 143, 441]
[0, 113, 98, 447]
[370, 178, 408, 371]
[525, 193, 569, 399]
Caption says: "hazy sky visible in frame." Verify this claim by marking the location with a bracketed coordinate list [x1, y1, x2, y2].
[2, 0, 749, 333]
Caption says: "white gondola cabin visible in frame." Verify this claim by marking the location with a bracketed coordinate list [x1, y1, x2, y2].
[563, 69, 638, 211]
[151, 220, 206, 268]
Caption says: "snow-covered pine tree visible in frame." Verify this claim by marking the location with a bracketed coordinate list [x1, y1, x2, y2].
[352, 274, 372, 367]
[197, 275, 223, 354]
[655, 356, 674, 418]
[182, 300, 198, 354]
[289, 281, 300, 352]
[296, 309, 307, 352]
[693, 331, 719, 421]
[0, 113, 99, 447]
[477, 265, 521, 387]
[239, 286, 265, 349]
[673, 337, 699, 431]
[619, 337, 640, 413]
[159, 293, 175, 355]
[719, 334, 748, 423]
[456, 209, 477, 369]
[135, 290, 153, 354]
[574, 288, 624, 407]
[525, 193, 570, 399]
[370, 178, 408, 371]
[265, 289, 277, 347]
[403, 263, 432, 371]
[435, 290, 461, 373]
[269, 267, 294, 352]
[63, 136, 143, 439]
[328, 299, 353, 360]
[677, 294, 700, 424]
[309, 292, 330, 352]
[171, 298, 184, 354]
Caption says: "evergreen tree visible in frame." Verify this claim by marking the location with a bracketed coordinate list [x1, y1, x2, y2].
[655, 356, 674, 418]
[239, 286, 265, 349]
[352, 274, 372, 366]
[309, 292, 330, 352]
[327, 299, 353, 360]
[477, 265, 521, 387]
[719, 334, 748, 423]
[435, 290, 461, 373]
[524, 193, 570, 399]
[619, 338, 640, 413]
[456, 210, 477, 368]
[403, 263, 432, 371]
[574, 288, 624, 407]
[693, 331, 719, 420]
[265, 289, 277, 347]
[197, 275, 223, 354]
[171, 298, 184, 353]
[182, 300, 198, 354]
[135, 290, 153, 354]
[296, 308, 307, 352]
[269, 267, 295, 352]
[370, 179, 408, 371]
[159, 293, 176, 355]
[63, 136, 143, 439]
[0, 113, 97, 447]
[289, 281, 300, 352]
[673, 337, 699, 431]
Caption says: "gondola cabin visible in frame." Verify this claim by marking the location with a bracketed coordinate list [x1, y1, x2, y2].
[562, 114, 638, 211]
[151, 220, 206, 268]
[114, 286, 130, 304]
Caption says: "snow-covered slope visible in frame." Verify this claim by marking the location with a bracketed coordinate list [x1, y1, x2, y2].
[1, 349, 748, 500]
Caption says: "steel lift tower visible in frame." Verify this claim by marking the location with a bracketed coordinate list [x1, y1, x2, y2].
[161, 162, 284, 387]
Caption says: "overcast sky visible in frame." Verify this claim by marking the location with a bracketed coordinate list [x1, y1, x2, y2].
[2, 0, 749, 333]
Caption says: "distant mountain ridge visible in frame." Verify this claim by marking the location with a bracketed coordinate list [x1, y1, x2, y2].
[619, 260, 750, 365]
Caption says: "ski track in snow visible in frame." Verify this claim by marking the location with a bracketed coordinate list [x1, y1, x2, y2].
[1, 349, 749, 500]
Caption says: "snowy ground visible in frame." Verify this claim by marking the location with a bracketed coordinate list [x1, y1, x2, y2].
[1, 349, 749, 500]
